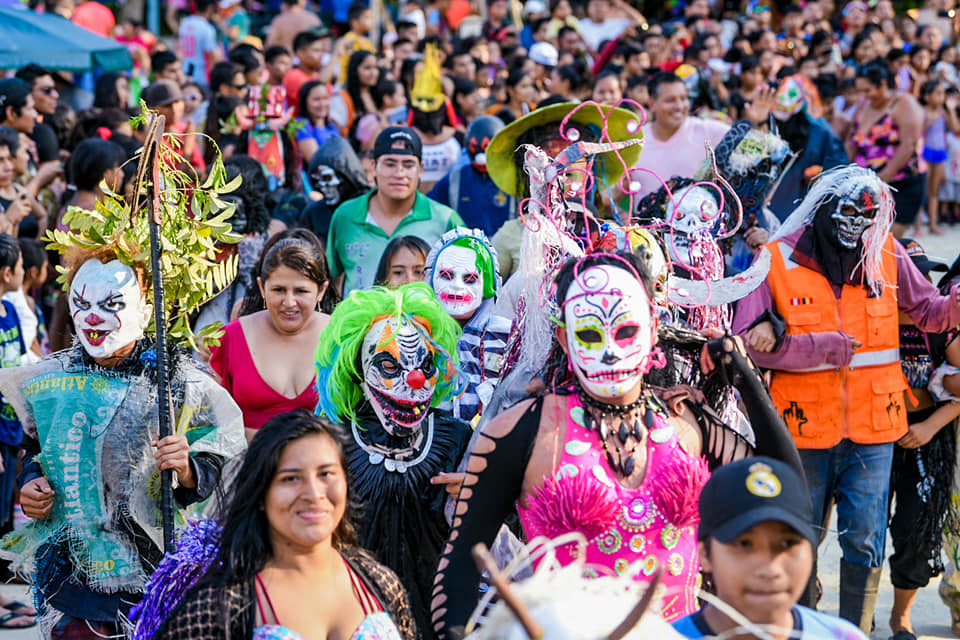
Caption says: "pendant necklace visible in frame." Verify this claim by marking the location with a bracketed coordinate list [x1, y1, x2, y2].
[575, 382, 654, 477]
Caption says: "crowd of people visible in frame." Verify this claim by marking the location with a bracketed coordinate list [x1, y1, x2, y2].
[5, 0, 960, 639]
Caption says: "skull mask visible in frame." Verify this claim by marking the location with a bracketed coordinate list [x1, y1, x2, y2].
[664, 185, 722, 266]
[830, 184, 879, 249]
[310, 165, 342, 206]
[562, 265, 655, 400]
[361, 316, 438, 436]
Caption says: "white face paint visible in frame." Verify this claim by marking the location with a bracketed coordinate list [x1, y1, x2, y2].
[432, 245, 484, 320]
[563, 265, 654, 400]
[665, 185, 720, 264]
[361, 316, 438, 436]
[69, 259, 152, 359]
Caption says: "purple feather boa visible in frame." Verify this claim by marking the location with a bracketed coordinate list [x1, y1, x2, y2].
[130, 518, 223, 640]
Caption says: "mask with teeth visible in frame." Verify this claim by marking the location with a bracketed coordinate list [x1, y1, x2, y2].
[562, 264, 655, 400]
[361, 316, 438, 436]
[432, 245, 484, 320]
[310, 165, 342, 206]
[69, 259, 152, 360]
[830, 186, 879, 249]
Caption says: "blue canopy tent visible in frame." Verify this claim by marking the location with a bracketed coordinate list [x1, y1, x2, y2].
[0, 4, 132, 71]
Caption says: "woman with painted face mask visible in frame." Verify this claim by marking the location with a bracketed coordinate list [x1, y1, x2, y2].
[211, 231, 338, 440]
[315, 283, 472, 637]
[430, 251, 801, 638]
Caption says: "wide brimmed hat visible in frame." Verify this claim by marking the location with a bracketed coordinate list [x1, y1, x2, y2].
[486, 102, 644, 197]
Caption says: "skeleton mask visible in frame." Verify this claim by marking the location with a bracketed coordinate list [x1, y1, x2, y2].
[432, 245, 484, 320]
[664, 185, 721, 265]
[831, 185, 879, 249]
[563, 265, 655, 400]
[361, 316, 438, 435]
[311, 165, 342, 206]
[69, 259, 152, 360]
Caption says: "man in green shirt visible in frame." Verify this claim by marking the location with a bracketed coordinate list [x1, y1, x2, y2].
[327, 127, 464, 295]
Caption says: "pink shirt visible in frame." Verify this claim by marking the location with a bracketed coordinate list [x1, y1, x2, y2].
[632, 117, 730, 198]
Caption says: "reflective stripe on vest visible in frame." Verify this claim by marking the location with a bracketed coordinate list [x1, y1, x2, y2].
[791, 347, 901, 372]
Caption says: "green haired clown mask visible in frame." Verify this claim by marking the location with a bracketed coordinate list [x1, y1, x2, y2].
[361, 313, 438, 435]
[315, 283, 464, 432]
[425, 228, 501, 321]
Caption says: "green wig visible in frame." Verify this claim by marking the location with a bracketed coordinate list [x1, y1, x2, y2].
[315, 282, 464, 424]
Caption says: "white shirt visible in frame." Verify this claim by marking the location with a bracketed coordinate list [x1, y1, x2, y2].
[633, 117, 730, 198]
[578, 18, 632, 52]
[179, 15, 219, 84]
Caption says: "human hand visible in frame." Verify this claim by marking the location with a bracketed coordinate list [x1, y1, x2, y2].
[898, 420, 940, 448]
[700, 328, 745, 375]
[743, 85, 776, 125]
[743, 226, 768, 251]
[745, 321, 777, 353]
[947, 94, 959, 112]
[152, 435, 195, 488]
[4, 191, 29, 225]
[21, 477, 54, 519]
[34, 161, 63, 188]
[430, 472, 466, 499]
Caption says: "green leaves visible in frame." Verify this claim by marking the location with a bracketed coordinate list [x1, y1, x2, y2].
[45, 108, 243, 349]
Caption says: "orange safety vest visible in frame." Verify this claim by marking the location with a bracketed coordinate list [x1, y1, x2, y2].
[765, 235, 908, 449]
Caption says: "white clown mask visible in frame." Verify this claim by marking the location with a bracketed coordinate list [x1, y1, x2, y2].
[563, 265, 655, 400]
[432, 245, 484, 320]
[361, 316, 438, 435]
[69, 259, 152, 360]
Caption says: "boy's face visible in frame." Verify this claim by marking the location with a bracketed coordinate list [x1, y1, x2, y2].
[699, 521, 813, 627]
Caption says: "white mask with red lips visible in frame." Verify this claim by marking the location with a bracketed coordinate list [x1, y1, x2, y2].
[563, 264, 655, 400]
[432, 245, 484, 320]
[69, 259, 152, 360]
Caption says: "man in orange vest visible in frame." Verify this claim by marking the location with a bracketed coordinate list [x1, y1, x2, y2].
[732, 165, 960, 633]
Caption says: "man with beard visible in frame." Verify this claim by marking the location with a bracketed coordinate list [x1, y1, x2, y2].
[315, 283, 472, 638]
[733, 165, 960, 634]
[767, 75, 849, 222]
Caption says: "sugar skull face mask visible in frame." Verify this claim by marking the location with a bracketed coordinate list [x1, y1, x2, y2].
[432, 245, 484, 320]
[69, 259, 152, 360]
[664, 185, 722, 267]
[361, 316, 438, 435]
[562, 264, 655, 400]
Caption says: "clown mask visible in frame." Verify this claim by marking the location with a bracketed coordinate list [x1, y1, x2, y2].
[433, 245, 484, 320]
[563, 265, 655, 400]
[69, 259, 152, 360]
[361, 316, 438, 435]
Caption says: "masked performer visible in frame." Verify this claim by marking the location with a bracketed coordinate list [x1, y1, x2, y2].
[297, 135, 372, 244]
[409, 44, 462, 192]
[425, 228, 511, 424]
[428, 116, 515, 238]
[733, 165, 960, 632]
[431, 248, 800, 639]
[0, 248, 245, 638]
[315, 283, 472, 637]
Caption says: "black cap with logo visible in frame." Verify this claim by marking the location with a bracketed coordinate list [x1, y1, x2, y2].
[373, 126, 423, 161]
[698, 456, 817, 547]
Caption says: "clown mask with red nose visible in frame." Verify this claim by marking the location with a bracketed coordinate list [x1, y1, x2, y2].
[69, 259, 152, 360]
[361, 315, 438, 436]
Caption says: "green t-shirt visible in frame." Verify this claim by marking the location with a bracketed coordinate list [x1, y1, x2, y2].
[327, 191, 464, 295]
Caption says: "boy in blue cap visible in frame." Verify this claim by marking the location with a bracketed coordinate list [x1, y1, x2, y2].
[673, 457, 868, 640]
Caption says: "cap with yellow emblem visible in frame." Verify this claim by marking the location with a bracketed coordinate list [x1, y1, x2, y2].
[697, 456, 817, 547]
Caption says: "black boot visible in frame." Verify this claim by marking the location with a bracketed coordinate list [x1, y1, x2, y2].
[838, 560, 882, 633]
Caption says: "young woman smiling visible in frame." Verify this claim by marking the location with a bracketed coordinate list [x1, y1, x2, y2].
[211, 231, 337, 440]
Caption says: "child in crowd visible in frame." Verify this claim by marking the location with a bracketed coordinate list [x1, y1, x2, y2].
[0, 235, 25, 541]
[673, 457, 869, 640]
[2, 238, 48, 364]
[919, 80, 960, 234]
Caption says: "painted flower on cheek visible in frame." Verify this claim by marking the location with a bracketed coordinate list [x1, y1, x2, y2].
[361, 316, 438, 435]
[564, 265, 654, 399]
[433, 245, 483, 320]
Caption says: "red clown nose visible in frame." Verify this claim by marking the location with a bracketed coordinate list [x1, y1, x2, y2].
[406, 370, 427, 389]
